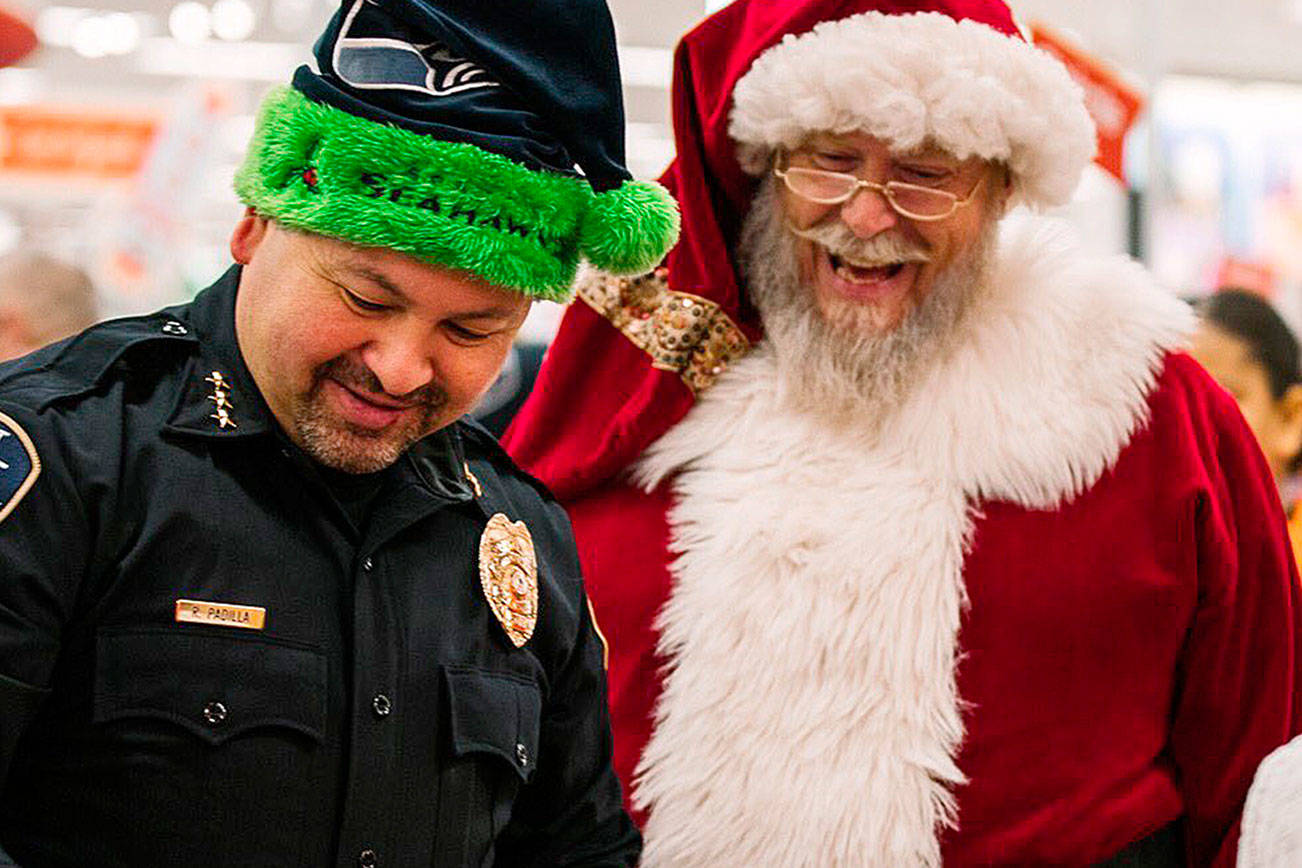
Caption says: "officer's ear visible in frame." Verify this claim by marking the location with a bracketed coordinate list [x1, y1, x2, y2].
[230, 209, 271, 265]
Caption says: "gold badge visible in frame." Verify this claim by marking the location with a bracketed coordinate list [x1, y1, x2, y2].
[175, 599, 266, 630]
[479, 513, 538, 648]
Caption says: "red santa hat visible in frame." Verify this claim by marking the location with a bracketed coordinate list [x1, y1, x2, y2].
[503, 0, 1095, 498]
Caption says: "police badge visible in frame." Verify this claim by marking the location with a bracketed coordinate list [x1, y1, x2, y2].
[479, 513, 538, 648]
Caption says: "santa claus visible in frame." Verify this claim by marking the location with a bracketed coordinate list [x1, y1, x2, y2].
[504, 1, 1302, 864]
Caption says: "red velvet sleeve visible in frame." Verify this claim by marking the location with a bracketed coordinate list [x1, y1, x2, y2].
[1164, 354, 1302, 866]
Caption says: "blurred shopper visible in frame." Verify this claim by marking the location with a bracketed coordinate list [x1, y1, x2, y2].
[503, 0, 1302, 864]
[0, 0, 677, 864]
[1193, 288, 1302, 558]
[0, 252, 100, 361]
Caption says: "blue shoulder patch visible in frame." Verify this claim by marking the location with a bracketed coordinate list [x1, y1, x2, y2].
[0, 411, 40, 523]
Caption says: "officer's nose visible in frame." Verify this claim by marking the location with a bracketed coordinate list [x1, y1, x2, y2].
[839, 183, 899, 239]
[359, 328, 436, 399]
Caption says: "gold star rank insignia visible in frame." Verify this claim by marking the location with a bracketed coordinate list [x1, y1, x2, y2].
[478, 513, 538, 648]
[205, 371, 237, 429]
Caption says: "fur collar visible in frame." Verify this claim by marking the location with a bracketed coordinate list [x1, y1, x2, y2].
[629, 218, 1193, 866]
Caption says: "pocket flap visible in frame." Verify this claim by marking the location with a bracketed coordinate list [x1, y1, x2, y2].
[443, 665, 541, 782]
[94, 627, 326, 746]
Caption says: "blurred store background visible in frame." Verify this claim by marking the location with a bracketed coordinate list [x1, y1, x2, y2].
[3, 0, 1302, 334]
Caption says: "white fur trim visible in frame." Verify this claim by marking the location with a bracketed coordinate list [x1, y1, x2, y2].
[729, 11, 1097, 209]
[631, 218, 1192, 866]
[1240, 734, 1302, 867]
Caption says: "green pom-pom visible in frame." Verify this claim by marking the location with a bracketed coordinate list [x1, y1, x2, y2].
[580, 180, 680, 274]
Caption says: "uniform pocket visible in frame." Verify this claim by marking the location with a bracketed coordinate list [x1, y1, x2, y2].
[434, 665, 542, 867]
[444, 664, 541, 781]
[93, 626, 326, 745]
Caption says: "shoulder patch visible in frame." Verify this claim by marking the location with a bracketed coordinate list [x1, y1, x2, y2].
[0, 411, 40, 523]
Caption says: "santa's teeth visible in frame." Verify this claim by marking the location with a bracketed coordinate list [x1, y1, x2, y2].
[832, 261, 909, 284]
[836, 264, 886, 283]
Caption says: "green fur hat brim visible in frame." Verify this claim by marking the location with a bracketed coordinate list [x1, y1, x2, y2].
[236, 87, 680, 302]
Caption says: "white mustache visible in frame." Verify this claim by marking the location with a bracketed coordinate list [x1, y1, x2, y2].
[785, 221, 931, 266]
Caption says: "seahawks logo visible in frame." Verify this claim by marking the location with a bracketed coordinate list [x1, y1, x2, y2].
[333, 0, 500, 97]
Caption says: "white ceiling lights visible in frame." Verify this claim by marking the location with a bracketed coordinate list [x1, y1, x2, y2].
[169, 0, 259, 44]
[211, 0, 257, 41]
[38, 7, 145, 57]
[76, 12, 142, 58]
[168, 2, 212, 44]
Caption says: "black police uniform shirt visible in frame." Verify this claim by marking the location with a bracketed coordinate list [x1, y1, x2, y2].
[0, 267, 639, 867]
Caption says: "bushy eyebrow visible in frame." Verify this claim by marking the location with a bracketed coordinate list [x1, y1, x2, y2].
[799, 136, 959, 165]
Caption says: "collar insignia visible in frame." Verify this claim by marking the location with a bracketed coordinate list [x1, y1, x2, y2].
[205, 371, 237, 430]
[479, 513, 538, 648]
[463, 462, 483, 498]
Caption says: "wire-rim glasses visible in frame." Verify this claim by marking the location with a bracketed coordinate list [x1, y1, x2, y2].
[773, 153, 985, 222]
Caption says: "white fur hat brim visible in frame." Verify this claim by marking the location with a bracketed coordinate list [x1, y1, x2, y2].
[728, 11, 1097, 209]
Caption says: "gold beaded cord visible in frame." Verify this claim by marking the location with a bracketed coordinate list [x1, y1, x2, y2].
[575, 268, 750, 395]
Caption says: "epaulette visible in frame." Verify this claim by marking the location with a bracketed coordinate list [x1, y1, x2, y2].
[0, 312, 198, 410]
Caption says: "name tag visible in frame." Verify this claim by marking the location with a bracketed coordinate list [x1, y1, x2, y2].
[175, 599, 266, 630]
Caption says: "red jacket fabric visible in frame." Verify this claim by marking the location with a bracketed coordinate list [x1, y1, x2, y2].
[552, 352, 1300, 864]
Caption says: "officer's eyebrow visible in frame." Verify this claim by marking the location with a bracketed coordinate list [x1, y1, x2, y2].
[335, 260, 525, 322]
[338, 263, 407, 300]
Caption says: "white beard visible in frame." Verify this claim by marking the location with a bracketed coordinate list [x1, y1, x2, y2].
[739, 176, 996, 428]
[630, 215, 1194, 867]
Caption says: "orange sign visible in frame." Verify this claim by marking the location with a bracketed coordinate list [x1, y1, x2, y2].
[0, 106, 158, 180]
[1032, 23, 1145, 184]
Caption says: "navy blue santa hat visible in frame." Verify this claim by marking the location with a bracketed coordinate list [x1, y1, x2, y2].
[235, 0, 680, 301]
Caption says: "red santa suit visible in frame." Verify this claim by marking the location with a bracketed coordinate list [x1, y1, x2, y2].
[504, 1, 1302, 864]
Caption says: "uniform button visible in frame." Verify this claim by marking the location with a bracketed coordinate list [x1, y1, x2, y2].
[203, 701, 227, 725]
[515, 743, 528, 767]
[362, 557, 373, 571]
[371, 694, 391, 718]
[358, 849, 378, 868]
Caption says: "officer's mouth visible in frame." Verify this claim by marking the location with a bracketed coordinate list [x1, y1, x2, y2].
[325, 379, 417, 430]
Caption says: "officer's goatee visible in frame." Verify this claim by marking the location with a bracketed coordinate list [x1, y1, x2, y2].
[292, 354, 448, 474]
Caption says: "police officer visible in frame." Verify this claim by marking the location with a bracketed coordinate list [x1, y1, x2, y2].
[0, 0, 678, 864]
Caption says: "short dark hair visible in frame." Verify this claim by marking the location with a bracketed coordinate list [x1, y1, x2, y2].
[1199, 288, 1301, 400]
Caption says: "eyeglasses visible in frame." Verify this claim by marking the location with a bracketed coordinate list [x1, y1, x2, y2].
[773, 154, 985, 222]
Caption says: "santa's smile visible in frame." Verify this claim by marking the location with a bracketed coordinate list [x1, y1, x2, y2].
[816, 244, 921, 304]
